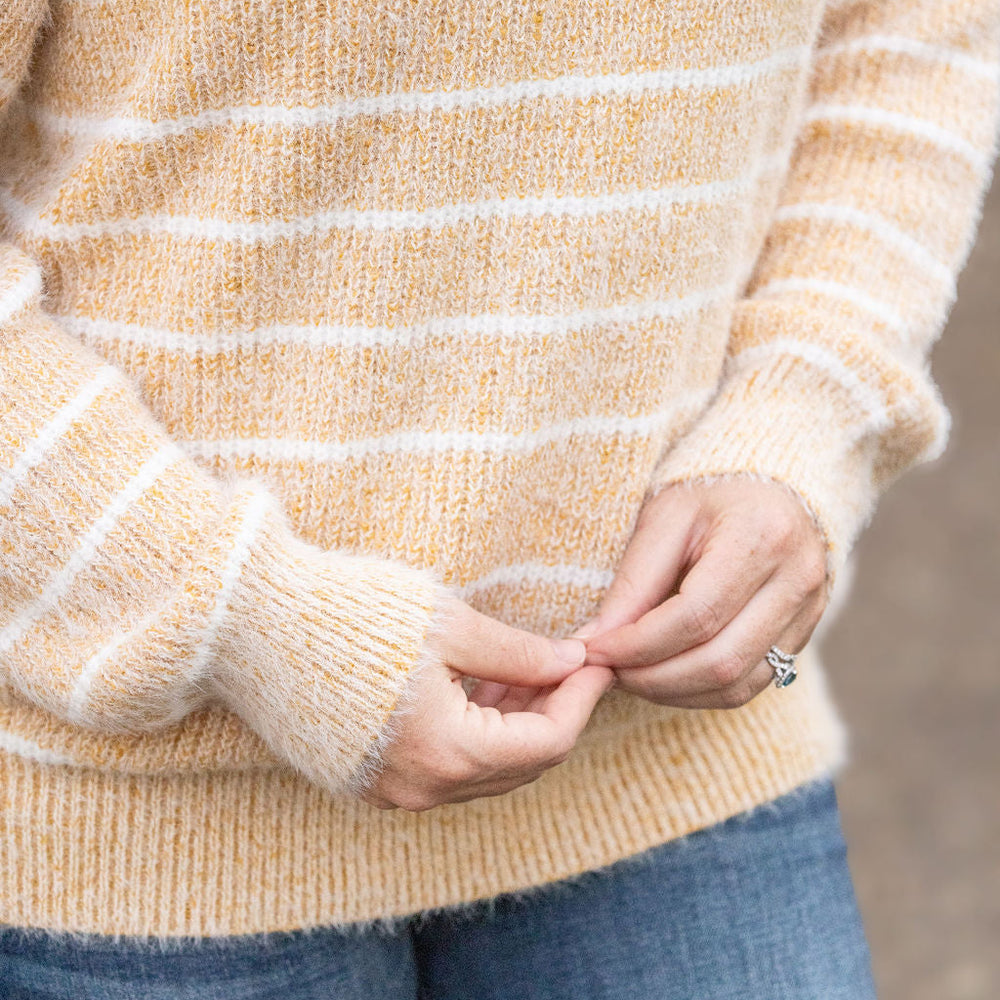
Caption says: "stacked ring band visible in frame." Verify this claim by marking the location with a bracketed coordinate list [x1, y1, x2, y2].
[765, 645, 797, 688]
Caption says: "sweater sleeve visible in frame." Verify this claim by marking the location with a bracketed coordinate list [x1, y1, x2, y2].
[0, 4, 449, 797]
[645, 0, 1000, 587]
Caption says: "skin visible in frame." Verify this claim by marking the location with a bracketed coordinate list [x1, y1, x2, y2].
[358, 606, 614, 812]
[360, 478, 829, 812]
[575, 477, 830, 709]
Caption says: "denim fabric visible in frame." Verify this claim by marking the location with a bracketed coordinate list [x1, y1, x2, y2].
[0, 777, 878, 999]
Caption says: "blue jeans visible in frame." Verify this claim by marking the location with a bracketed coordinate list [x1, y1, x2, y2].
[0, 778, 877, 999]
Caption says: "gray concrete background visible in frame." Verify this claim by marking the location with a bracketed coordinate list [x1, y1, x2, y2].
[821, 172, 999, 1000]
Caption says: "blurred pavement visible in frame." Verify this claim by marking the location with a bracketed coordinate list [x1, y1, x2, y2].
[821, 172, 1000, 1000]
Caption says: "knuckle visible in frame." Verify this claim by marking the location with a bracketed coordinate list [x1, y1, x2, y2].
[684, 597, 722, 643]
[774, 513, 799, 545]
[510, 631, 538, 675]
[615, 670, 657, 703]
[718, 683, 754, 710]
[753, 511, 795, 553]
[612, 566, 645, 605]
[545, 735, 574, 767]
[709, 651, 747, 688]
[500, 743, 537, 776]
[805, 552, 828, 591]
[393, 788, 439, 813]
[797, 622, 819, 650]
[538, 748, 569, 771]
[746, 507, 775, 538]
[789, 549, 827, 597]
[427, 751, 472, 785]
[785, 574, 813, 605]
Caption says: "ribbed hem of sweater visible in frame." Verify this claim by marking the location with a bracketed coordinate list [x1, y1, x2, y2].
[0, 644, 848, 939]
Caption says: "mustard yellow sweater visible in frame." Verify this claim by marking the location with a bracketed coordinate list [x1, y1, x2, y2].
[1, 0, 997, 938]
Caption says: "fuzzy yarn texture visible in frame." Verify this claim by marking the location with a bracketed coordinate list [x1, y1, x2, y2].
[0, 0, 998, 938]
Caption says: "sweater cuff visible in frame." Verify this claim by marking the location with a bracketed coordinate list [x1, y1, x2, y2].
[206, 494, 451, 798]
[644, 344, 944, 591]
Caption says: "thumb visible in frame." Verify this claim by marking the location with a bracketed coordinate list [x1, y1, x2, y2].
[570, 506, 693, 641]
[486, 664, 616, 761]
[442, 602, 586, 686]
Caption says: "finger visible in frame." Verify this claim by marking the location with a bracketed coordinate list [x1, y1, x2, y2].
[469, 680, 546, 714]
[522, 683, 560, 714]
[497, 683, 550, 714]
[665, 614, 811, 710]
[664, 657, 777, 711]
[585, 529, 779, 669]
[389, 670, 612, 811]
[618, 580, 820, 707]
[481, 665, 614, 770]
[466, 679, 509, 709]
[359, 789, 399, 811]
[435, 773, 545, 806]
[441, 603, 586, 686]
[570, 513, 693, 640]
[533, 664, 615, 733]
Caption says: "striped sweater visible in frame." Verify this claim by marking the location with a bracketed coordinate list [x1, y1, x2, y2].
[1, 0, 997, 938]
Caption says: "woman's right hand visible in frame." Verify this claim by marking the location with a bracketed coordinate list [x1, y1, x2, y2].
[357, 596, 613, 812]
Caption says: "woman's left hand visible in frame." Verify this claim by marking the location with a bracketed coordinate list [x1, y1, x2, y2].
[572, 478, 829, 709]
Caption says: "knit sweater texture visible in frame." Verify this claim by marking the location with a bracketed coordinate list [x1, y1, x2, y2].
[1, 0, 997, 938]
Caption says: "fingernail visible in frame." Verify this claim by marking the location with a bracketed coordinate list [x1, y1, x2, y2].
[551, 637, 586, 666]
[569, 619, 602, 641]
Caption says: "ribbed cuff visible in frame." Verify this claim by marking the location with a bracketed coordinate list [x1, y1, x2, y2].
[210, 496, 450, 798]
[645, 347, 896, 591]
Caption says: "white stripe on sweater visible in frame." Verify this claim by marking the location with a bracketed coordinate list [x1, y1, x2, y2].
[59, 284, 732, 354]
[0, 556, 610, 765]
[456, 562, 615, 600]
[773, 203, 954, 287]
[751, 277, 907, 335]
[0, 366, 120, 510]
[0, 728, 77, 767]
[181, 393, 715, 466]
[183, 487, 270, 678]
[0, 155, 782, 243]
[0, 445, 185, 662]
[66, 614, 153, 726]
[33, 46, 810, 143]
[0, 265, 42, 327]
[804, 104, 989, 172]
[66, 484, 270, 725]
[727, 338, 891, 432]
[817, 34, 1000, 82]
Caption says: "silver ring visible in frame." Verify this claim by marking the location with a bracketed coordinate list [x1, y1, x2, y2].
[765, 645, 797, 688]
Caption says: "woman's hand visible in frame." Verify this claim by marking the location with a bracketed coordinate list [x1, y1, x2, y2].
[358, 596, 614, 812]
[572, 478, 829, 709]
